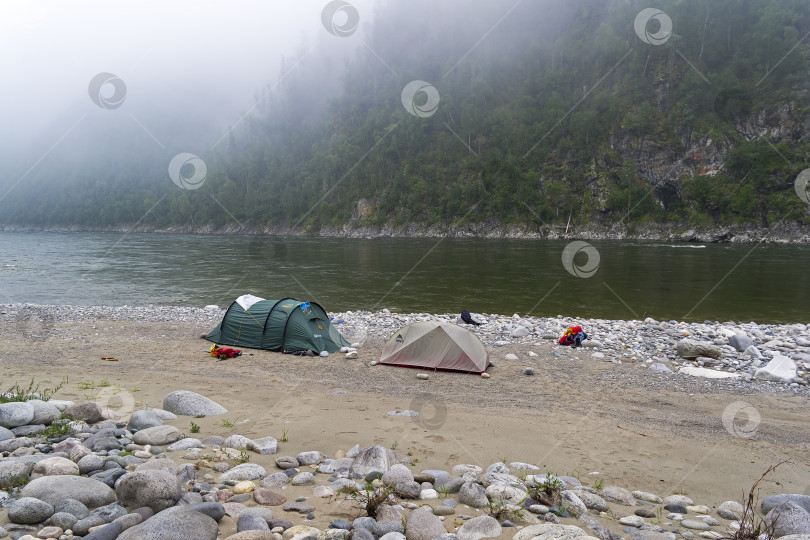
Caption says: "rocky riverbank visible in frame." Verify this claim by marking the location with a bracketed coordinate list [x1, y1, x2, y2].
[4, 304, 810, 395]
[1, 389, 809, 540]
[2, 302, 810, 540]
[1, 221, 809, 244]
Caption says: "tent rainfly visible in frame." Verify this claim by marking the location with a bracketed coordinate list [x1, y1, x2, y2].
[378, 321, 488, 374]
[205, 294, 350, 354]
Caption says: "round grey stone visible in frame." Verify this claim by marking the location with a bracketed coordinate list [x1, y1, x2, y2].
[162, 390, 227, 417]
[0, 460, 32, 488]
[456, 515, 501, 540]
[27, 400, 61, 425]
[296, 451, 324, 466]
[395, 481, 421, 499]
[459, 482, 488, 508]
[353, 517, 376, 530]
[54, 499, 90, 519]
[238, 512, 271, 532]
[47, 511, 79, 530]
[372, 520, 405, 536]
[188, 502, 226, 522]
[405, 507, 446, 540]
[292, 472, 314, 486]
[8, 496, 54, 524]
[78, 454, 106, 474]
[127, 410, 164, 431]
[0, 402, 35, 428]
[115, 470, 182, 513]
[21, 475, 116, 508]
[73, 515, 107, 535]
[275, 456, 300, 470]
[166, 438, 203, 452]
[131, 425, 182, 446]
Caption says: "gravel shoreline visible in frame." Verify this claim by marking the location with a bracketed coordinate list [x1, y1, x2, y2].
[4, 303, 809, 399]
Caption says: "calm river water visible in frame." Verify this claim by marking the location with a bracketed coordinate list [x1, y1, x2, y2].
[1, 232, 808, 323]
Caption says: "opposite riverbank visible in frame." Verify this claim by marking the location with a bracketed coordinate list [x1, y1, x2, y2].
[2, 220, 810, 244]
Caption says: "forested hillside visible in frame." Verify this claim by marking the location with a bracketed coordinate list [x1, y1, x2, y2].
[2, 0, 810, 235]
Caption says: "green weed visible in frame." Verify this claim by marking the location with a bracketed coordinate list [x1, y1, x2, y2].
[1, 377, 67, 403]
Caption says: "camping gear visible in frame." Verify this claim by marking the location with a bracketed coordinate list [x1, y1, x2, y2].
[379, 321, 489, 374]
[459, 310, 482, 326]
[204, 294, 350, 354]
[209, 344, 242, 359]
[559, 326, 588, 347]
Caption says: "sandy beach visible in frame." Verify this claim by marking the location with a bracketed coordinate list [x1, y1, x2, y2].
[2, 306, 809, 540]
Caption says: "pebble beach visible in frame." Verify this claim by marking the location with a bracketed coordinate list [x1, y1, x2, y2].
[1, 303, 809, 540]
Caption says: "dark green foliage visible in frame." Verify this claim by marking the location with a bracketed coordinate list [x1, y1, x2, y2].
[1, 0, 808, 230]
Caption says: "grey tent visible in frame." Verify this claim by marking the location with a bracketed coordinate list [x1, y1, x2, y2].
[378, 321, 488, 374]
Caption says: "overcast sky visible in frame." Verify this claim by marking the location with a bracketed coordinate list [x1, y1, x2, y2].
[0, 0, 374, 157]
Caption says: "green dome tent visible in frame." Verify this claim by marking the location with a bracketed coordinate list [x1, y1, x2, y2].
[205, 295, 350, 354]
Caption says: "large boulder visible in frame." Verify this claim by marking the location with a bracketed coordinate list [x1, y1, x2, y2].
[763, 495, 810, 515]
[63, 402, 103, 424]
[162, 390, 227, 416]
[132, 425, 183, 446]
[457, 515, 502, 540]
[8, 496, 54, 524]
[405, 506, 446, 540]
[127, 409, 164, 431]
[0, 401, 35, 428]
[117, 506, 218, 540]
[21, 475, 116, 508]
[116, 470, 182, 512]
[352, 446, 390, 476]
[28, 400, 61, 425]
[676, 339, 721, 359]
[755, 354, 798, 383]
[765, 501, 810, 538]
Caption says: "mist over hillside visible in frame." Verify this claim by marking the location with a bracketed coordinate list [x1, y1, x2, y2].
[1, 0, 809, 236]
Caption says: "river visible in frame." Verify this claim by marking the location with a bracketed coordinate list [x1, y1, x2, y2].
[1, 232, 808, 323]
